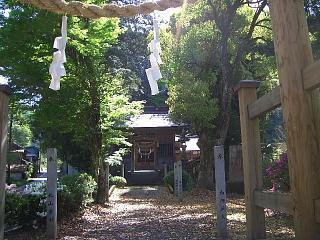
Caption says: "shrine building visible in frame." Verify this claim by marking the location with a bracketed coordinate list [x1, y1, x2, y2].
[125, 106, 184, 172]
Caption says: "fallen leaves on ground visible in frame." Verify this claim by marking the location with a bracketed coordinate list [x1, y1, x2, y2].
[6, 186, 295, 240]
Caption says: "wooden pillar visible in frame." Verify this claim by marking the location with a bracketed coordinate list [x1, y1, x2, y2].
[270, 1, 320, 238]
[47, 148, 57, 240]
[153, 142, 157, 170]
[0, 85, 10, 240]
[237, 80, 266, 239]
[131, 145, 135, 173]
[214, 145, 228, 239]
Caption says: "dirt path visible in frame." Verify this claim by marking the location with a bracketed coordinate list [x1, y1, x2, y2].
[6, 186, 295, 240]
[59, 186, 216, 240]
[57, 186, 294, 240]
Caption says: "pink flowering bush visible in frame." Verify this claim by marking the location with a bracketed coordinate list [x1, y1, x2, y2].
[265, 153, 290, 192]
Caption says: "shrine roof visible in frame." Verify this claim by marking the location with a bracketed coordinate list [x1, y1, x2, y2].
[125, 113, 184, 129]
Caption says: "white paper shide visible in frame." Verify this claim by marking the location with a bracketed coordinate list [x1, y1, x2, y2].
[146, 15, 163, 95]
[49, 16, 68, 91]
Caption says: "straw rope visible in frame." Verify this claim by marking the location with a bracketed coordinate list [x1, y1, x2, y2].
[17, 0, 196, 19]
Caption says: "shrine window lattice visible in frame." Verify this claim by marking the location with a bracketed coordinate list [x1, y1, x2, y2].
[158, 143, 174, 158]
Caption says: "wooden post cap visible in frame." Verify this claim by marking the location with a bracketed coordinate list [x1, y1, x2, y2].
[0, 85, 12, 95]
[235, 80, 260, 92]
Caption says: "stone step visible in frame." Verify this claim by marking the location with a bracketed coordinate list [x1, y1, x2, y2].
[126, 170, 163, 186]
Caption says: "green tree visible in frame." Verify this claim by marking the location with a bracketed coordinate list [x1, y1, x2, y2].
[0, 0, 142, 203]
[161, 22, 219, 188]
[11, 123, 32, 147]
[7, 100, 33, 148]
[162, 0, 272, 188]
[106, 0, 155, 100]
[6, 99, 33, 183]
[305, 0, 320, 58]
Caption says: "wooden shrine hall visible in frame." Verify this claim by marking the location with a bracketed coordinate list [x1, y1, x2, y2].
[125, 107, 184, 172]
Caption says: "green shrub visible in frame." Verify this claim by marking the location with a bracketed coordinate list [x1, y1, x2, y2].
[110, 176, 127, 188]
[5, 193, 46, 227]
[59, 173, 97, 208]
[57, 187, 75, 218]
[163, 170, 196, 192]
[25, 163, 39, 179]
[5, 174, 97, 229]
[5, 173, 97, 228]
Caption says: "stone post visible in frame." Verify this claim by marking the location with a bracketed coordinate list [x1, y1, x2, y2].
[47, 148, 57, 240]
[214, 145, 228, 239]
[174, 161, 183, 201]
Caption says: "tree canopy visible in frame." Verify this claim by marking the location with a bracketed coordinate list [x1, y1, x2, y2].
[0, 0, 143, 203]
[161, 0, 276, 187]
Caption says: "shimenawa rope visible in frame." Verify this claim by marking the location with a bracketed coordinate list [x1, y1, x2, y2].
[16, 0, 196, 19]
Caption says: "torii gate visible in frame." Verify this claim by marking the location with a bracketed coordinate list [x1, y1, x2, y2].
[0, 0, 320, 239]
[237, 1, 320, 240]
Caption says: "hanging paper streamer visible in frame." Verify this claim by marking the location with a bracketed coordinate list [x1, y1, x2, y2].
[146, 13, 163, 95]
[146, 68, 159, 94]
[153, 19, 160, 42]
[149, 54, 162, 79]
[49, 16, 68, 91]
[150, 40, 163, 64]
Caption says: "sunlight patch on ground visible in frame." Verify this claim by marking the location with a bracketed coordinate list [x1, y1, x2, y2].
[227, 212, 246, 223]
[270, 226, 295, 235]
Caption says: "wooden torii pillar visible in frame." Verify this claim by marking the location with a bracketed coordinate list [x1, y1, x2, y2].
[270, 1, 320, 239]
[0, 85, 11, 240]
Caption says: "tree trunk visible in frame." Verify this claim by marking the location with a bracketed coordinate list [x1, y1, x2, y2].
[90, 104, 106, 204]
[91, 126, 106, 204]
[96, 159, 107, 204]
[82, 56, 107, 204]
[197, 130, 214, 189]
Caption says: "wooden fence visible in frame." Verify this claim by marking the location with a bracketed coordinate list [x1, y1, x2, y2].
[237, 1, 320, 239]
[238, 74, 320, 238]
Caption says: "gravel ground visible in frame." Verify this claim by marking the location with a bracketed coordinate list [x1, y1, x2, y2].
[6, 186, 295, 240]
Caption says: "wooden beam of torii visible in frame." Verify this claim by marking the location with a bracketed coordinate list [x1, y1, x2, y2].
[15, 0, 197, 19]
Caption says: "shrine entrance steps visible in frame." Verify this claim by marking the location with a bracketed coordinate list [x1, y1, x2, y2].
[126, 170, 163, 186]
